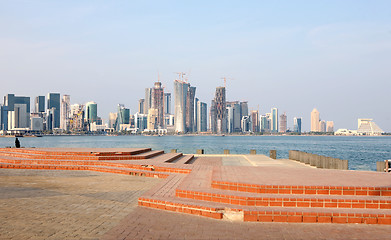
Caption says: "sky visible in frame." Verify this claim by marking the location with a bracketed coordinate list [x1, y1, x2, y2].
[1, 0, 390, 132]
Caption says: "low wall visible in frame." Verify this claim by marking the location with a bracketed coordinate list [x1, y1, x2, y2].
[289, 150, 348, 170]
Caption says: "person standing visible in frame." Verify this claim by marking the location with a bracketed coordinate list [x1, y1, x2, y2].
[15, 137, 20, 148]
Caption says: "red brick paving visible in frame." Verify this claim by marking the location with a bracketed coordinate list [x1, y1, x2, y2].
[1, 147, 391, 226]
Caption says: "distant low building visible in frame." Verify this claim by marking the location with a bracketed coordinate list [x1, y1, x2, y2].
[335, 129, 358, 136]
[357, 119, 384, 136]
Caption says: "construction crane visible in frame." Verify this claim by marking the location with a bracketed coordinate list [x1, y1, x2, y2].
[175, 72, 186, 82]
[221, 77, 235, 88]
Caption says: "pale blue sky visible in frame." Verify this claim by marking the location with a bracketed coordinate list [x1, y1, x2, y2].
[1, 0, 390, 131]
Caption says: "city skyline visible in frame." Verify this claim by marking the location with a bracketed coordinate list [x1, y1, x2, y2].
[1, 1, 390, 131]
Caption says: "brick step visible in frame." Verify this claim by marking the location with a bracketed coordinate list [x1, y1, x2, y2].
[170, 155, 195, 164]
[0, 156, 192, 174]
[150, 153, 183, 163]
[175, 189, 391, 209]
[138, 195, 391, 224]
[211, 180, 391, 196]
[0, 148, 151, 157]
[0, 151, 151, 161]
[0, 162, 170, 178]
[130, 150, 165, 160]
[0, 149, 166, 161]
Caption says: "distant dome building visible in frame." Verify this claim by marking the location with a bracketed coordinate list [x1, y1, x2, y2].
[357, 119, 384, 136]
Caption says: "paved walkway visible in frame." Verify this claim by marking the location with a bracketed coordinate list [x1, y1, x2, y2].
[1, 168, 390, 240]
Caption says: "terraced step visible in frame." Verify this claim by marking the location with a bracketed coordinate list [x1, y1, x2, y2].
[169, 155, 195, 164]
[0, 162, 170, 178]
[176, 188, 391, 209]
[150, 153, 183, 163]
[130, 150, 165, 160]
[211, 181, 391, 197]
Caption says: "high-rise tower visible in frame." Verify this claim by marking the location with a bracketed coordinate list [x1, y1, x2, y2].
[47, 93, 60, 129]
[311, 108, 320, 132]
[271, 108, 278, 133]
[151, 81, 164, 129]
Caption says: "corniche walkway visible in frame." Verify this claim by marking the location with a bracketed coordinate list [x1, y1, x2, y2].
[0, 148, 390, 240]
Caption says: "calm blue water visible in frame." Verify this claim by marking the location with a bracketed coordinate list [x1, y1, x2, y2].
[1, 135, 390, 171]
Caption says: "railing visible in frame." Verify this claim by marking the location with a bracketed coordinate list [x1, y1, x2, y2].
[289, 150, 348, 170]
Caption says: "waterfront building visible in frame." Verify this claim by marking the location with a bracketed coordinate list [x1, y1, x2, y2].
[147, 108, 158, 130]
[240, 102, 248, 120]
[173, 79, 196, 133]
[260, 114, 270, 133]
[251, 110, 260, 133]
[241, 116, 251, 133]
[279, 112, 287, 133]
[197, 101, 207, 132]
[164, 93, 171, 114]
[227, 106, 234, 133]
[270, 108, 278, 133]
[60, 95, 71, 131]
[69, 104, 85, 132]
[35, 96, 45, 113]
[117, 104, 130, 131]
[211, 87, 227, 134]
[326, 121, 334, 132]
[293, 117, 302, 133]
[8, 104, 29, 130]
[319, 120, 326, 132]
[209, 100, 216, 133]
[134, 112, 148, 132]
[357, 119, 384, 135]
[151, 82, 164, 129]
[185, 86, 196, 132]
[144, 88, 152, 114]
[226, 101, 241, 132]
[47, 93, 60, 129]
[85, 101, 98, 131]
[138, 99, 145, 114]
[194, 98, 199, 132]
[108, 112, 117, 129]
[311, 108, 320, 132]
[31, 117, 44, 131]
[3, 94, 31, 130]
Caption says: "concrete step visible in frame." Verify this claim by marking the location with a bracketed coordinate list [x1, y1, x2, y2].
[149, 153, 183, 163]
[170, 155, 194, 164]
[131, 150, 165, 159]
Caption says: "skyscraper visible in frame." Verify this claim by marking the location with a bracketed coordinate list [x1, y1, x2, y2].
[116, 104, 130, 131]
[260, 115, 269, 133]
[108, 112, 117, 129]
[271, 108, 278, 133]
[174, 79, 196, 133]
[85, 101, 98, 124]
[279, 112, 287, 133]
[226, 101, 241, 132]
[326, 121, 334, 132]
[35, 96, 45, 113]
[151, 82, 164, 129]
[319, 120, 326, 132]
[293, 117, 302, 133]
[213, 87, 227, 134]
[209, 100, 216, 133]
[144, 88, 152, 114]
[164, 93, 171, 114]
[60, 95, 71, 130]
[194, 98, 199, 132]
[251, 110, 260, 132]
[197, 101, 207, 132]
[47, 93, 61, 129]
[138, 99, 145, 114]
[240, 102, 248, 119]
[185, 86, 196, 132]
[3, 94, 30, 130]
[311, 108, 320, 132]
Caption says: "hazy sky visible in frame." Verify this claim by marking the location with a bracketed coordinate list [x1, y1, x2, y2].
[1, 0, 390, 132]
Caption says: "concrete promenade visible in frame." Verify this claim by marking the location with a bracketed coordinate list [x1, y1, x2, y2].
[1, 148, 391, 239]
[0, 169, 390, 240]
